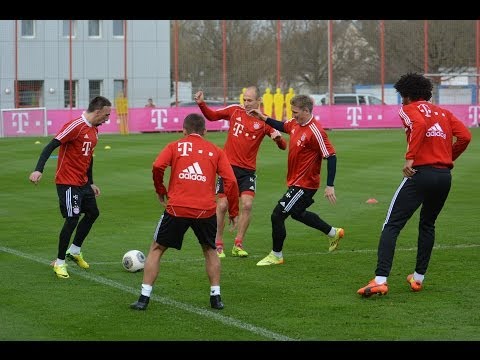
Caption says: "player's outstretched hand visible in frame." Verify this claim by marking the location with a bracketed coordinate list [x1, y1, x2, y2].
[324, 186, 337, 205]
[247, 108, 266, 121]
[194, 91, 204, 104]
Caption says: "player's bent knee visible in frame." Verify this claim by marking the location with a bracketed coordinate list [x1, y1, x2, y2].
[241, 202, 253, 212]
[65, 216, 79, 228]
[290, 211, 305, 221]
[87, 208, 100, 220]
[271, 207, 285, 225]
[216, 198, 228, 212]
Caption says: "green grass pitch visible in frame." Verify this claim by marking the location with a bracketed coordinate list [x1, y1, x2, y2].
[1, 128, 479, 342]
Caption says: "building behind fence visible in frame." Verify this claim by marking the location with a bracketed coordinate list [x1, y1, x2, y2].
[0, 20, 478, 113]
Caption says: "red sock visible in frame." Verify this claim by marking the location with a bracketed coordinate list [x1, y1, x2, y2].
[216, 240, 224, 248]
[234, 239, 243, 247]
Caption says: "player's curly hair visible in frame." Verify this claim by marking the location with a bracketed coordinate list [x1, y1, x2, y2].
[394, 72, 433, 101]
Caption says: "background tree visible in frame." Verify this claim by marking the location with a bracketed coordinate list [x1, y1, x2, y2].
[172, 20, 478, 100]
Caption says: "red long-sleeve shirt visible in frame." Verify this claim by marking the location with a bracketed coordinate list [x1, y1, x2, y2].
[283, 116, 336, 189]
[54, 115, 98, 186]
[152, 133, 239, 219]
[399, 101, 471, 168]
[198, 102, 286, 170]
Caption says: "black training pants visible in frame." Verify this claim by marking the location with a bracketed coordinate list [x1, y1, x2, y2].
[376, 166, 452, 277]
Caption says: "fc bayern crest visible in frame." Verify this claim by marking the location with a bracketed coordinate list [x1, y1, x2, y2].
[253, 122, 260, 129]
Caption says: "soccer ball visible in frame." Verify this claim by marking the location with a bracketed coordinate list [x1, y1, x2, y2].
[122, 250, 145, 272]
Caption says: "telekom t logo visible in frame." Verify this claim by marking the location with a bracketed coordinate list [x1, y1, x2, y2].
[178, 142, 192, 156]
[82, 142, 92, 156]
[347, 107, 362, 127]
[417, 103, 432, 117]
[232, 122, 244, 136]
[150, 109, 166, 130]
[469, 105, 480, 126]
[11, 112, 29, 133]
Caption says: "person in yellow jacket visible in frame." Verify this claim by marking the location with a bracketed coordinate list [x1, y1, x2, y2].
[273, 88, 285, 120]
[262, 87, 274, 117]
[115, 91, 129, 135]
[285, 88, 295, 119]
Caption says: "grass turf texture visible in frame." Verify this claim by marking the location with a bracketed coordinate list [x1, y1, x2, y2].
[1, 129, 479, 342]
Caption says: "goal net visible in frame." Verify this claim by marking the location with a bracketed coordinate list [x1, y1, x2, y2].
[424, 73, 479, 105]
[0, 107, 47, 138]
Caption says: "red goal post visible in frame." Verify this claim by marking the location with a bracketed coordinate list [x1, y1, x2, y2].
[0, 107, 47, 138]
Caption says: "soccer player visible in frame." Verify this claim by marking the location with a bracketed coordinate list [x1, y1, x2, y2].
[29, 96, 112, 279]
[130, 113, 239, 311]
[194, 86, 287, 258]
[248, 94, 344, 266]
[357, 73, 472, 297]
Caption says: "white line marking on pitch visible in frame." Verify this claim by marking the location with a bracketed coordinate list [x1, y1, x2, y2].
[0, 246, 294, 341]
[2, 243, 477, 340]
[287, 243, 480, 258]
[88, 243, 480, 265]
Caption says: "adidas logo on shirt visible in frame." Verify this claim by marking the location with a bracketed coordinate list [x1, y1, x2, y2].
[178, 161, 207, 182]
[426, 122, 446, 139]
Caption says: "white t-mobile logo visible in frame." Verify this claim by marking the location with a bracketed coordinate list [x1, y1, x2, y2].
[178, 142, 192, 156]
[418, 103, 432, 117]
[232, 122, 244, 137]
[469, 105, 480, 126]
[11, 112, 29, 133]
[82, 142, 92, 156]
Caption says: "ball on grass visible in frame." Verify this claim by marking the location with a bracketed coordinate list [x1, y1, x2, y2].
[122, 250, 145, 273]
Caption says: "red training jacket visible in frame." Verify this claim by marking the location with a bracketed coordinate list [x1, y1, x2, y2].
[152, 133, 239, 219]
[198, 102, 286, 170]
[54, 114, 98, 186]
[399, 101, 471, 168]
[283, 116, 336, 189]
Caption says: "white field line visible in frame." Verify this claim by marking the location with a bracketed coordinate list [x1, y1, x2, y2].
[74, 243, 480, 265]
[287, 243, 480, 257]
[1, 243, 477, 340]
[0, 245, 294, 341]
